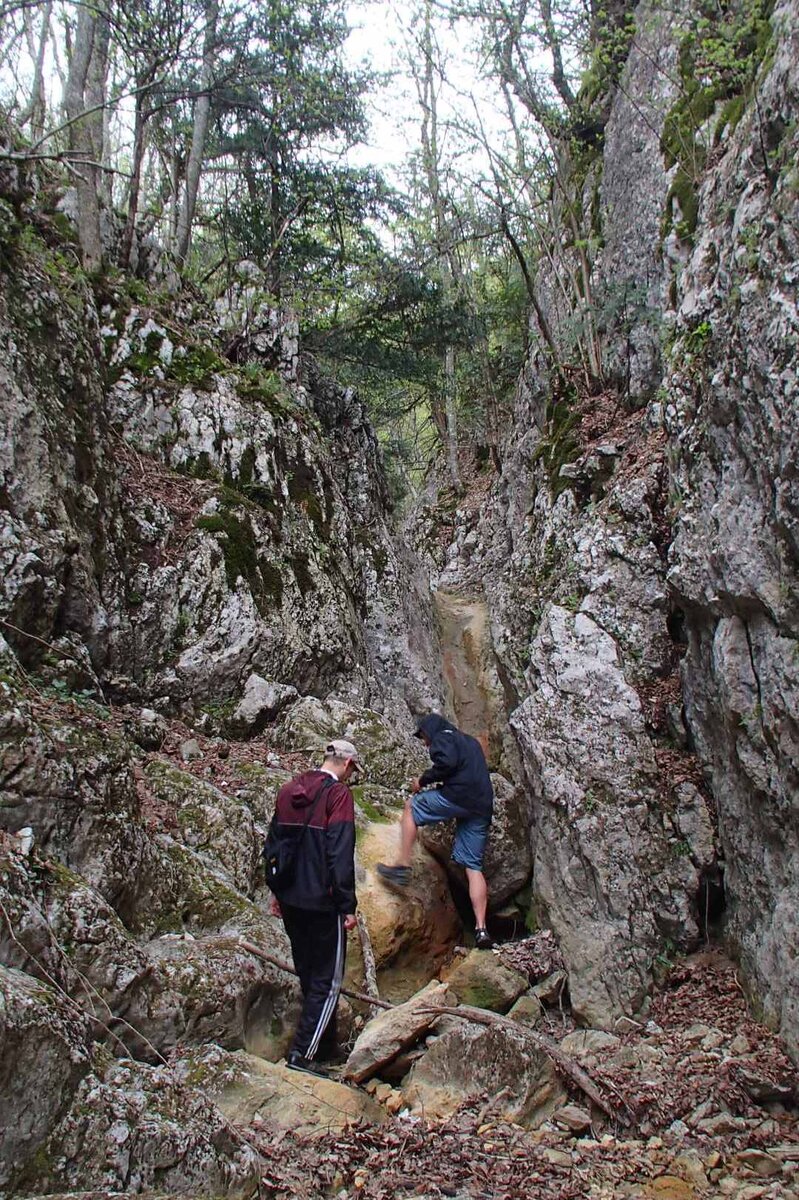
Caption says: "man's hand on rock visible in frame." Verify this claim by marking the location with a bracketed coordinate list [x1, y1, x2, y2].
[269, 896, 283, 919]
[410, 777, 421, 794]
[344, 914, 357, 931]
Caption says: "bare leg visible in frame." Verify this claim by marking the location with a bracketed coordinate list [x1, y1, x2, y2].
[397, 798, 418, 867]
[465, 867, 488, 928]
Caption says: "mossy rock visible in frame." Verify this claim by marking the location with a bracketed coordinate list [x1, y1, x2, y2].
[441, 949, 528, 1013]
[276, 696, 427, 792]
[125, 835, 255, 938]
[143, 758, 260, 894]
[351, 781, 403, 827]
[195, 503, 284, 613]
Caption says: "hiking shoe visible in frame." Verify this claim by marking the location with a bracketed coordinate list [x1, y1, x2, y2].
[376, 863, 411, 887]
[475, 928, 494, 950]
[286, 1051, 329, 1079]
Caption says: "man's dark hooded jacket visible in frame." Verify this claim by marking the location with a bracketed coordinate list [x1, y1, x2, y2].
[416, 714, 494, 818]
[272, 770, 356, 913]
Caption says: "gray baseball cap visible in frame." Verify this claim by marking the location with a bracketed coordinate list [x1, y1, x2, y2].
[325, 738, 364, 771]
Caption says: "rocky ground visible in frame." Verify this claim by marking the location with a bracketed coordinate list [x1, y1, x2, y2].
[204, 952, 799, 1200]
[1, 650, 797, 1199]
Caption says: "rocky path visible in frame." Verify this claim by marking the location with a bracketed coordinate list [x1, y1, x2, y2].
[212, 951, 799, 1199]
[1, 628, 797, 1199]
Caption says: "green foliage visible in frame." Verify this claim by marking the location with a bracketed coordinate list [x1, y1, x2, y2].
[660, 0, 775, 243]
[581, 10, 636, 102]
[195, 0, 378, 302]
[170, 345, 228, 387]
[235, 362, 292, 413]
[662, 168, 701, 243]
[682, 319, 713, 356]
[531, 386, 580, 498]
[575, 6, 638, 140]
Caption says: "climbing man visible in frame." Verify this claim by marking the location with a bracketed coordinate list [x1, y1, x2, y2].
[268, 738, 360, 1077]
[377, 713, 495, 949]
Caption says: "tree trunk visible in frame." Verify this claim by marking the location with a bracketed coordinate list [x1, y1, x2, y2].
[19, 0, 52, 139]
[86, 8, 111, 207]
[63, 1, 109, 271]
[443, 342, 460, 490]
[120, 80, 152, 270]
[418, 0, 461, 491]
[174, 0, 217, 268]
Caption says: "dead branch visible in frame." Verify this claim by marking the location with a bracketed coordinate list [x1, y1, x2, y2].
[356, 912, 380, 1002]
[238, 940, 393, 1010]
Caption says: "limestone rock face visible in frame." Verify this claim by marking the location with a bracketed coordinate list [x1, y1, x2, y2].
[0, 220, 119, 672]
[450, 0, 799, 1044]
[0, 221, 444, 726]
[661, 0, 799, 1053]
[511, 606, 714, 1025]
[591, 0, 685, 402]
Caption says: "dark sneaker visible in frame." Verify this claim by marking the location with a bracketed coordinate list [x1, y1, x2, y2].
[376, 863, 411, 887]
[475, 928, 494, 950]
[286, 1051, 328, 1078]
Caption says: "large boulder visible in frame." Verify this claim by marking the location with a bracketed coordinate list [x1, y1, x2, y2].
[129, 933, 300, 1062]
[195, 1045, 386, 1137]
[355, 822, 462, 997]
[225, 673, 298, 739]
[143, 757, 262, 895]
[441, 949, 529, 1013]
[402, 1020, 566, 1127]
[0, 964, 258, 1197]
[0, 964, 93, 1192]
[344, 981, 452, 1083]
[0, 703, 152, 916]
[0, 847, 299, 1063]
[510, 605, 715, 1026]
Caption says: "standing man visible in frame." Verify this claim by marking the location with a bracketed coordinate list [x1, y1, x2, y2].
[269, 738, 361, 1077]
[377, 713, 495, 949]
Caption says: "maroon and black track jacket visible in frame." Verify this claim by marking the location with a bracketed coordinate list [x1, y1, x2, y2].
[272, 770, 356, 914]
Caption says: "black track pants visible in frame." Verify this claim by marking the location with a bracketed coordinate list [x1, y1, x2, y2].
[281, 904, 346, 1060]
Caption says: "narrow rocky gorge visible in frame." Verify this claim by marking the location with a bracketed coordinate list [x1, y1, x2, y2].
[1, 0, 799, 1193]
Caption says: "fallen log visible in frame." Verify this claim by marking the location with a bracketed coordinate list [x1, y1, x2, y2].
[239, 940, 392, 1010]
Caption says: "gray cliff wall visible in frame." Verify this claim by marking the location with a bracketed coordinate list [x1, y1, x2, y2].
[664, 0, 799, 1047]
[0, 198, 442, 725]
[473, 0, 798, 1050]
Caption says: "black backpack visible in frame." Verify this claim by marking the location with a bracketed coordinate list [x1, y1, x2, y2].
[263, 775, 335, 893]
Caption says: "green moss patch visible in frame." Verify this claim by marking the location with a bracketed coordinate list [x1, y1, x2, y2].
[660, 0, 775, 244]
[531, 388, 580, 499]
[195, 499, 284, 614]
